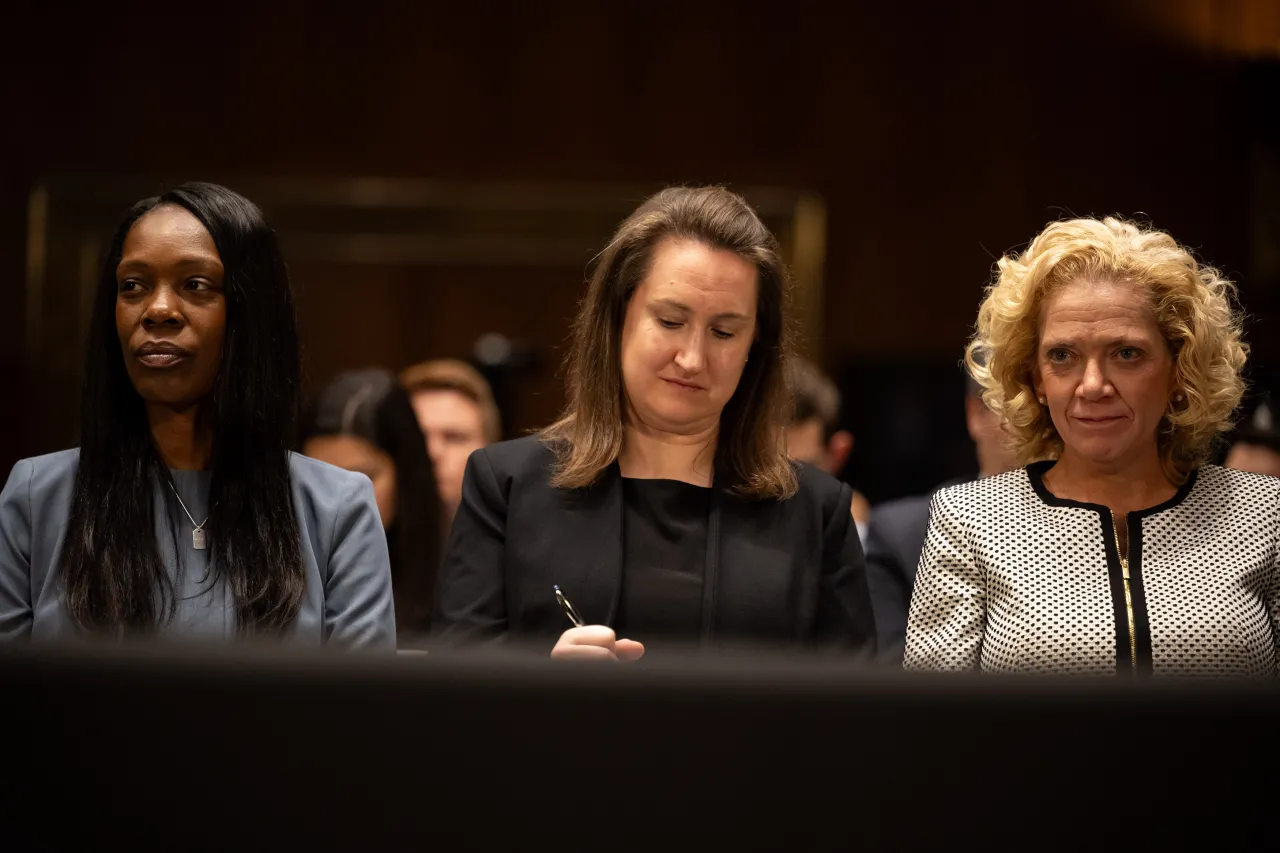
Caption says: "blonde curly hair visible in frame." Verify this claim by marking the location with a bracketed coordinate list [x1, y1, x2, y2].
[966, 216, 1248, 483]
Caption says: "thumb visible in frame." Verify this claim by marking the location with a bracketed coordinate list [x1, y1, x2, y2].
[615, 638, 645, 662]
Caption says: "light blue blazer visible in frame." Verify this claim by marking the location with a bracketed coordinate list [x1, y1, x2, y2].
[0, 449, 396, 648]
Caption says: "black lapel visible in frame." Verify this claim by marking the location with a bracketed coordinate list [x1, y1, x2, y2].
[699, 490, 722, 641]
[553, 462, 625, 629]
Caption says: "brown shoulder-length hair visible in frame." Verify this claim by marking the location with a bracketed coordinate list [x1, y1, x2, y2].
[542, 185, 798, 500]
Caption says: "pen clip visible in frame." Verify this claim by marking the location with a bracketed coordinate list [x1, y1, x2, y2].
[554, 584, 585, 628]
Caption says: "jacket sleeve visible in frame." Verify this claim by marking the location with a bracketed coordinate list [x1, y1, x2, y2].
[1270, 525, 1280, 677]
[813, 482, 877, 657]
[902, 488, 984, 671]
[0, 460, 34, 640]
[432, 448, 509, 645]
[323, 472, 397, 650]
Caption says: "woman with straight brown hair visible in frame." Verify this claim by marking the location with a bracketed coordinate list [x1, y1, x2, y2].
[433, 186, 875, 660]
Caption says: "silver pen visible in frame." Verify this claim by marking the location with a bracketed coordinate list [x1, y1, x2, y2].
[553, 584, 585, 628]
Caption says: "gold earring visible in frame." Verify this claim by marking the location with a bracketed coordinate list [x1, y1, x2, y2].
[1038, 396, 1047, 404]
[1173, 391, 1185, 402]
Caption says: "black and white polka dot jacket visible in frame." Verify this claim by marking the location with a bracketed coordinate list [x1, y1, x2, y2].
[904, 461, 1280, 677]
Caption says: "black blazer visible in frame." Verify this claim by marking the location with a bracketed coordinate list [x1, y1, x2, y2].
[432, 435, 876, 655]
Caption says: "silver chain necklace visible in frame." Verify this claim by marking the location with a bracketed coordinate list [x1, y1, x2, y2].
[167, 480, 210, 550]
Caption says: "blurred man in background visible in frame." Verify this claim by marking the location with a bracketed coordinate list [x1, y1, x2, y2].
[783, 358, 871, 541]
[401, 359, 502, 526]
[1225, 393, 1280, 477]
[863, 364, 1021, 664]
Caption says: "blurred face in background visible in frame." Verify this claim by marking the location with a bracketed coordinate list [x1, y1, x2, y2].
[1225, 442, 1280, 477]
[784, 417, 853, 476]
[964, 395, 1021, 477]
[620, 237, 757, 436]
[303, 434, 397, 527]
[411, 389, 487, 517]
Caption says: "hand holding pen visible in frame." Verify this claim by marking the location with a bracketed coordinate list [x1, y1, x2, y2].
[549, 585, 645, 662]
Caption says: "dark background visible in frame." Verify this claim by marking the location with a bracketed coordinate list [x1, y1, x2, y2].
[3, 0, 1277, 502]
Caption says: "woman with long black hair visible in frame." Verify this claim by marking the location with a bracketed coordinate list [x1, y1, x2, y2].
[0, 182, 396, 646]
[302, 369, 445, 644]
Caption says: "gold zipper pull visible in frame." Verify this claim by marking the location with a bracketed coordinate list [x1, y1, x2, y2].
[1112, 513, 1137, 671]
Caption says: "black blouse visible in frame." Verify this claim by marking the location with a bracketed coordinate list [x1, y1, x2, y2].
[614, 477, 712, 648]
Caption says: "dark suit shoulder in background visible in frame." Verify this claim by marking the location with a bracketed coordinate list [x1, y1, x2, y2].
[863, 493, 934, 666]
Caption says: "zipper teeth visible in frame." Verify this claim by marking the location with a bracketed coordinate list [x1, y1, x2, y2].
[1112, 514, 1137, 671]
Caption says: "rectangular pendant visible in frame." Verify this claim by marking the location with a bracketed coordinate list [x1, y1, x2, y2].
[192, 528, 207, 550]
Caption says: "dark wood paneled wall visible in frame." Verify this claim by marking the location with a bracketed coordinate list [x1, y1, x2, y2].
[2, 1, 1273, 481]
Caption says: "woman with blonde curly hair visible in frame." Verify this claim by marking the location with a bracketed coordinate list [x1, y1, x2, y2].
[905, 216, 1280, 677]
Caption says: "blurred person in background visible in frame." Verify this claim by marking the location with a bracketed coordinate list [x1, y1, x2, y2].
[0, 182, 395, 646]
[1225, 392, 1280, 477]
[862, 356, 1021, 664]
[906, 216, 1278, 677]
[783, 357, 871, 542]
[401, 359, 501, 527]
[433, 186, 875, 661]
[302, 369, 445, 643]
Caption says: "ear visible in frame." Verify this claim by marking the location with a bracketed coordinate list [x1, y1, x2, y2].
[825, 430, 854, 473]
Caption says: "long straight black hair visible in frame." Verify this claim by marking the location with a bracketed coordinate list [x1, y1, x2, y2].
[60, 181, 306, 633]
[301, 369, 444, 637]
